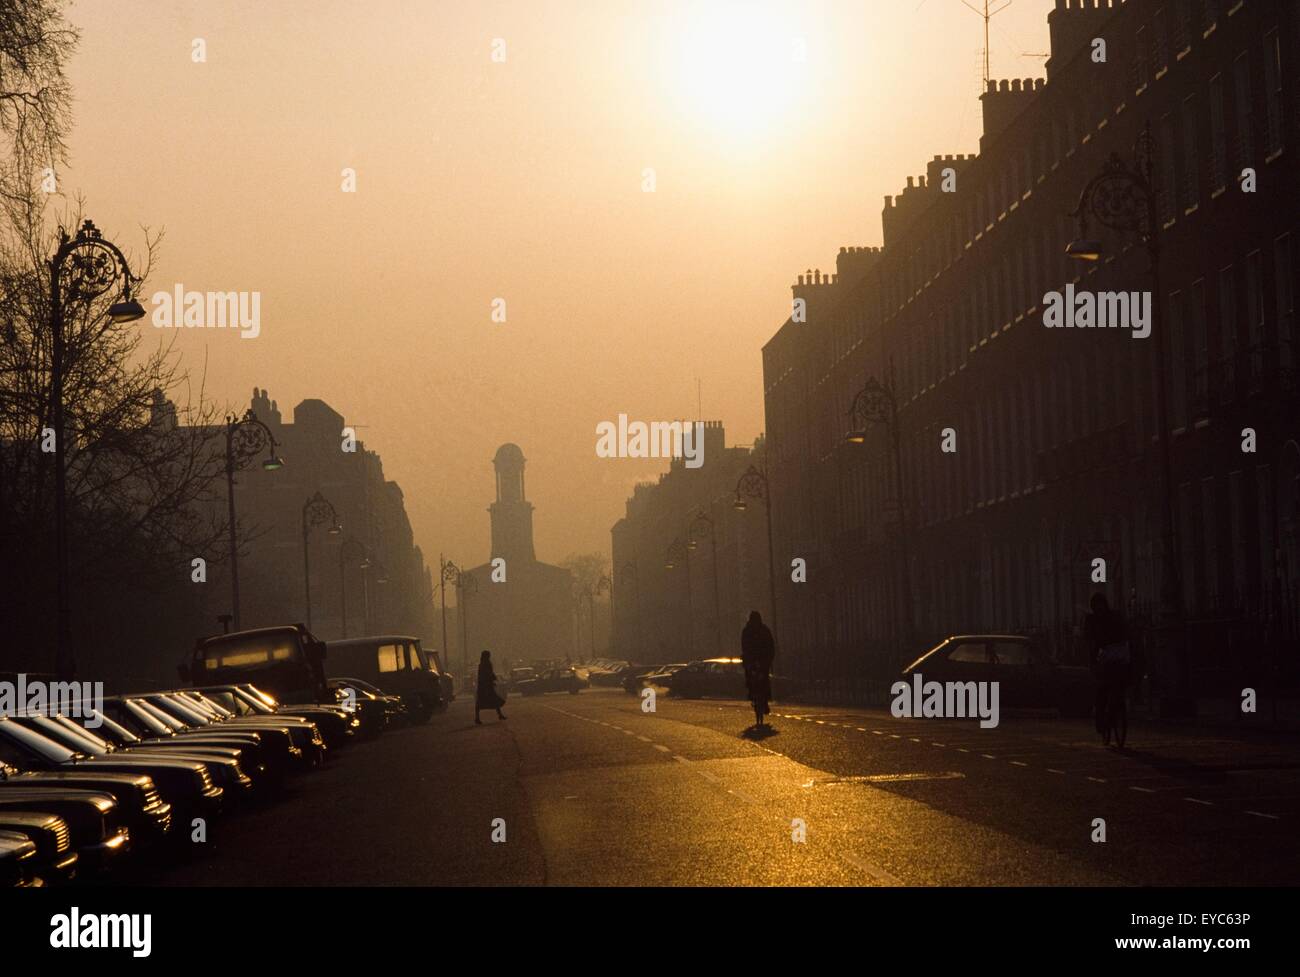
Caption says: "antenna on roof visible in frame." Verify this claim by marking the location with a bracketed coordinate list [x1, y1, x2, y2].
[961, 0, 1013, 90]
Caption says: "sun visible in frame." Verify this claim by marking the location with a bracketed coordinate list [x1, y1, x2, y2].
[665, 2, 805, 141]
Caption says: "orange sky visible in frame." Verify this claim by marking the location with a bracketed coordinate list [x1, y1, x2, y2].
[61, 0, 1055, 566]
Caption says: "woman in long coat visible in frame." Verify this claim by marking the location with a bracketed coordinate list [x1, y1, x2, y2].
[475, 649, 507, 725]
[740, 611, 775, 728]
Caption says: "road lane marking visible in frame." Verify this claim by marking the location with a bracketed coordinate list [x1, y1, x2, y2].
[653, 745, 670, 752]
[636, 735, 651, 742]
[1010, 761, 1028, 767]
[1129, 786, 1155, 793]
[1046, 768, 1064, 774]
[1246, 810, 1280, 820]
[1183, 797, 1213, 806]
[1087, 776, 1107, 783]
[838, 852, 903, 887]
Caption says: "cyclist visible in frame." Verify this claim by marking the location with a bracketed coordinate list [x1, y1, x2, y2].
[1084, 592, 1130, 744]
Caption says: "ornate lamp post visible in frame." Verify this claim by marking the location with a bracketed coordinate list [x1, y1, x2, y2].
[301, 491, 342, 631]
[733, 464, 779, 659]
[440, 556, 459, 677]
[338, 537, 369, 638]
[458, 570, 478, 677]
[846, 365, 915, 664]
[224, 409, 284, 630]
[48, 220, 146, 679]
[688, 508, 724, 656]
[1067, 122, 1188, 711]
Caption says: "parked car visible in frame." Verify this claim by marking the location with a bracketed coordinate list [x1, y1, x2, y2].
[900, 634, 1092, 716]
[190, 685, 350, 752]
[620, 666, 661, 694]
[587, 662, 631, 687]
[326, 679, 394, 735]
[517, 667, 584, 696]
[0, 787, 129, 872]
[0, 717, 223, 824]
[668, 658, 748, 699]
[505, 667, 537, 695]
[642, 663, 688, 687]
[0, 829, 40, 886]
[325, 635, 444, 721]
[0, 808, 79, 883]
[0, 752, 173, 850]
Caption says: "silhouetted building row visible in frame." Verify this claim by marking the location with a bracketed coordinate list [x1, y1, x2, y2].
[175, 387, 435, 644]
[763, 0, 1300, 695]
[610, 424, 772, 663]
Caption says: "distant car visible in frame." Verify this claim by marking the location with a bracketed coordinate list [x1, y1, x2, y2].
[901, 634, 1092, 715]
[668, 659, 748, 699]
[505, 668, 537, 695]
[620, 666, 660, 694]
[641, 663, 688, 687]
[517, 668, 584, 696]
[587, 662, 631, 687]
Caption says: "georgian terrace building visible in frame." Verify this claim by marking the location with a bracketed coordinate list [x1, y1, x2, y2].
[762, 0, 1300, 696]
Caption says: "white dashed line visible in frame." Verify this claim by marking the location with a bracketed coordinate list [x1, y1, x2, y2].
[1046, 768, 1064, 774]
[1087, 776, 1108, 783]
[653, 744, 670, 753]
[1246, 810, 1280, 820]
[1183, 797, 1213, 806]
[1010, 761, 1028, 767]
[1129, 786, 1155, 793]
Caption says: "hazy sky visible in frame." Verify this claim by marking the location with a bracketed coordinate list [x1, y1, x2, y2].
[61, 0, 1055, 567]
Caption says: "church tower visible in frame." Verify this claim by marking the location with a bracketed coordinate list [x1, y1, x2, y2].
[490, 443, 536, 563]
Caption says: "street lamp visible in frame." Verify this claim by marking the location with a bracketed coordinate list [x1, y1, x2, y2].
[440, 556, 460, 678]
[665, 536, 694, 657]
[1066, 123, 1180, 619]
[302, 491, 341, 631]
[733, 464, 779, 662]
[458, 570, 478, 678]
[845, 366, 915, 664]
[689, 508, 724, 656]
[338, 537, 368, 638]
[224, 408, 283, 630]
[48, 220, 144, 680]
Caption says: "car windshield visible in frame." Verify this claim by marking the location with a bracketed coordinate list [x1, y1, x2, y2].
[51, 715, 116, 753]
[130, 698, 184, 732]
[148, 696, 210, 726]
[25, 716, 110, 756]
[189, 694, 234, 718]
[199, 631, 302, 670]
[239, 685, 279, 711]
[0, 718, 79, 763]
[76, 708, 141, 744]
[116, 698, 173, 735]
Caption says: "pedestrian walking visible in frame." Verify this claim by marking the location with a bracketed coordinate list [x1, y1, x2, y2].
[475, 649, 507, 725]
[741, 610, 775, 728]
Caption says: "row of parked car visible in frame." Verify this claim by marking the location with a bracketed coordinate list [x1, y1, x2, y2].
[0, 682, 375, 887]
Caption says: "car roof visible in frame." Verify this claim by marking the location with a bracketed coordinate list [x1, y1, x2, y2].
[944, 634, 1031, 642]
[701, 657, 743, 664]
[327, 635, 419, 647]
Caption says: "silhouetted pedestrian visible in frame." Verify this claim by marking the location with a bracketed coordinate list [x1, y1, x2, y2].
[1084, 593, 1129, 735]
[741, 611, 775, 728]
[475, 649, 506, 724]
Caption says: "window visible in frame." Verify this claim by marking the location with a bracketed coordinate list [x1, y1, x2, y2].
[1159, 113, 1178, 223]
[1181, 94, 1200, 209]
[377, 643, 402, 673]
[1277, 235, 1296, 368]
[1263, 29, 1283, 154]
[987, 641, 1032, 666]
[1218, 264, 1238, 390]
[1169, 289, 1188, 427]
[1191, 278, 1208, 412]
[1233, 52, 1253, 169]
[1209, 73, 1227, 190]
[947, 642, 990, 663]
[1245, 249, 1265, 355]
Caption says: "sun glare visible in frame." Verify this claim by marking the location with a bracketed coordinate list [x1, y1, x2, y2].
[666, 3, 805, 141]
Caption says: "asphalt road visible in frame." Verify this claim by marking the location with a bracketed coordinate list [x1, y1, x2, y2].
[145, 688, 1300, 886]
